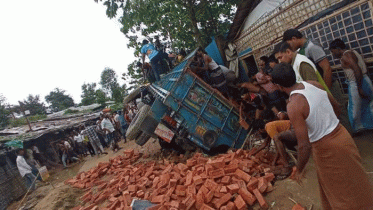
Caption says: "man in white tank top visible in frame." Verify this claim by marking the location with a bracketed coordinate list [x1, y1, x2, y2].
[271, 63, 373, 209]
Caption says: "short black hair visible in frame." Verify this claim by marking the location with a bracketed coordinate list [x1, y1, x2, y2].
[268, 54, 278, 63]
[329, 39, 346, 50]
[259, 56, 269, 64]
[283, 29, 303, 41]
[273, 41, 291, 55]
[142, 39, 149, 45]
[271, 63, 296, 88]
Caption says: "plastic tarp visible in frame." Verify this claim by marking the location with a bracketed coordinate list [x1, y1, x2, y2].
[241, 0, 283, 32]
[205, 37, 225, 66]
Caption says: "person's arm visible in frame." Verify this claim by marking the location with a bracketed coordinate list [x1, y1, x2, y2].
[317, 58, 333, 88]
[341, 51, 367, 98]
[251, 136, 271, 155]
[287, 97, 312, 178]
[307, 80, 341, 117]
[299, 63, 318, 81]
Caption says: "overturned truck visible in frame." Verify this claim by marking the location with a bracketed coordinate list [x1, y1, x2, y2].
[124, 49, 249, 154]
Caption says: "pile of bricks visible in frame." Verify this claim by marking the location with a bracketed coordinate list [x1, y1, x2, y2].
[65, 149, 276, 210]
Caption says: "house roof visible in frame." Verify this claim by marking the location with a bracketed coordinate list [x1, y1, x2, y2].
[227, 0, 262, 41]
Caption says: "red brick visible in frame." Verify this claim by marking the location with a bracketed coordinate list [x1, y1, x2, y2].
[175, 185, 186, 196]
[193, 175, 204, 185]
[158, 174, 170, 188]
[264, 173, 275, 182]
[177, 163, 188, 172]
[220, 186, 228, 193]
[152, 195, 165, 204]
[236, 180, 247, 191]
[122, 191, 132, 206]
[253, 189, 268, 210]
[292, 203, 306, 210]
[209, 168, 225, 179]
[224, 163, 239, 174]
[152, 177, 160, 188]
[181, 195, 195, 210]
[246, 177, 259, 192]
[234, 169, 251, 183]
[208, 157, 225, 169]
[214, 193, 232, 209]
[187, 184, 196, 196]
[258, 177, 268, 193]
[127, 185, 137, 192]
[123, 149, 134, 158]
[226, 201, 236, 210]
[226, 184, 239, 194]
[137, 190, 145, 198]
[186, 159, 197, 167]
[266, 182, 274, 192]
[204, 190, 214, 203]
[234, 195, 246, 210]
[199, 185, 209, 195]
[169, 200, 180, 209]
[195, 191, 205, 210]
[200, 203, 215, 210]
[147, 204, 162, 210]
[204, 179, 218, 191]
[185, 171, 193, 186]
[238, 188, 256, 206]
[169, 179, 177, 187]
[221, 176, 231, 185]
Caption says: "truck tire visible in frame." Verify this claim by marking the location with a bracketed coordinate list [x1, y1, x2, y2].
[126, 105, 151, 140]
[123, 86, 142, 106]
[135, 132, 151, 146]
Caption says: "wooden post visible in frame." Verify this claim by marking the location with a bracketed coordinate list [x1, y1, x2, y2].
[18, 102, 32, 131]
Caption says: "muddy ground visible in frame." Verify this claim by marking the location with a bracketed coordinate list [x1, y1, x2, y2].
[7, 130, 373, 210]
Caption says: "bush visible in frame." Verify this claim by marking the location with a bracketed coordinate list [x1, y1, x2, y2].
[109, 103, 123, 113]
[9, 114, 46, 127]
[64, 109, 80, 115]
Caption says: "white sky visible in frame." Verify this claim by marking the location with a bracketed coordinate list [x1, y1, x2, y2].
[0, 0, 135, 105]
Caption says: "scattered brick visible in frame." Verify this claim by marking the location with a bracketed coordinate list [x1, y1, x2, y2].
[214, 193, 232, 209]
[227, 184, 240, 194]
[253, 189, 269, 210]
[292, 203, 306, 210]
[234, 195, 246, 210]
[238, 188, 256, 206]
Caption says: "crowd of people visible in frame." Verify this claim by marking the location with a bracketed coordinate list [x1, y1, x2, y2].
[14, 104, 140, 192]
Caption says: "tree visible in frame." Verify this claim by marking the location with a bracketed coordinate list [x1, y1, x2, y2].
[18, 94, 46, 115]
[81, 83, 97, 106]
[0, 94, 9, 129]
[45, 88, 75, 112]
[100, 67, 120, 98]
[95, 89, 108, 106]
[112, 84, 128, 104]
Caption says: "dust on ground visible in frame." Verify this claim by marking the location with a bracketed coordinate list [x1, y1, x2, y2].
[7, 130, 373, 210]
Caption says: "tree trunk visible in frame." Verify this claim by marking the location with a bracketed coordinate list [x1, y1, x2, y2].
[185, 0, 203, 47]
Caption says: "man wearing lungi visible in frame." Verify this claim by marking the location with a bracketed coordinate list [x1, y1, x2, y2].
[271, 63, 373, 209]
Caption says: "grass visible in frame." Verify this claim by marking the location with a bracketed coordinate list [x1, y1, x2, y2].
[9, 114, 47, 127]
[63, 109, 80, 115]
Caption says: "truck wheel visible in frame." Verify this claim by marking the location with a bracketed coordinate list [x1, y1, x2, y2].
[126, 105, 151, 140]
[135, 132, 151, 146]
[123, 86, 143, 106]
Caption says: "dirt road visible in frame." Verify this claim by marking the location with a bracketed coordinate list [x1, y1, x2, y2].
[7, 131, 373, 209]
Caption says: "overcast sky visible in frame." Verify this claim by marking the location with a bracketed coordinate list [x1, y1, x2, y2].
[0, 0, 134, 105]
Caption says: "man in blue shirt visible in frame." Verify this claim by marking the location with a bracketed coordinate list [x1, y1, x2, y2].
[141, 39, 168, 81]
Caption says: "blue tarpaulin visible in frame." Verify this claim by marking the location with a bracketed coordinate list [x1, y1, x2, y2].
[205, 37, 224, 66]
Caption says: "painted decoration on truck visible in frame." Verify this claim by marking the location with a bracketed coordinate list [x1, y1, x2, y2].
[226, 114, 240, 133]
[204, 97, 229, 125]
[185, 85, 208, 112]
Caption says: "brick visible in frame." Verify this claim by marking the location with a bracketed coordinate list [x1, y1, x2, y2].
[226, 201, 236, 210]
[253, 189, 268, 210]
[127, 185, 137, 192]
[122, 191, 132, 206]
[175, 185, 186, 196]
[264, 173, 275, 182]
[209, 168, 225, 179]
[204, 179, 218, 191]
[152, 177, 160, 188]
[193, 175, 204, 185]
[200, 203, 215, 210]
[247, 177, 259, 192]
[199, 185, 209, 195]
[123, 149, 134, 158]
[185, 171, 193, 186]
[181, 195, 195, 210]
[224, 163, 239, 174]
[169, 179, 177, 187]
[266, 182, 274, 192]
[214, 193, 232, 209]
[195, 191, 205, 210]
[236, 180, 247, 191]
[152, 195, 165, 204]
[238, 188, 256, 206]
[204, 190, 214, 203]
[147, 204, 162, 210]
[158, 174, 170, 188]
[137, 190, 145, 198]
[292, 203, 306, 210]
[170, 200, 180, 209]
[234, 195, 246, 210]
[186, 159, 197, 167]
[187, 184, 196, 196]
[227, 184, 240, 194]
[234, 169, 251, 183]
[177, 163, 188, 172]
[221, 176, 231, 185]
[258, 177, 268, 193]
[208, 157, 225, 169]
[220, 186, 228, 193]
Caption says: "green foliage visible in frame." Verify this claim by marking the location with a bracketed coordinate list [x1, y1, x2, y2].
[109, 103, 124, 112]
[64, 109, 80, 115]
[0, 94, 9, 129]
[18, 94, 46, 115]
[95, 89, 108, 106]
[45, 88, 75, 112]
[8, 114, 47, 128]
[100, 67, 120, 98]
[81, 83, 97, 106]
[112, 84, 128, 104]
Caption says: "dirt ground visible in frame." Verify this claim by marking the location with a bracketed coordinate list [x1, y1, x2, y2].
[7, 131, 373, 210]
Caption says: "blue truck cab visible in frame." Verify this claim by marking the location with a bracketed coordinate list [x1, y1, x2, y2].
[124, 47, 249, 153]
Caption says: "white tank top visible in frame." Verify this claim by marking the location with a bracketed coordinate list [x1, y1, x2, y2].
[290, 82, 339, 143]
[204, 54, 220, 70]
